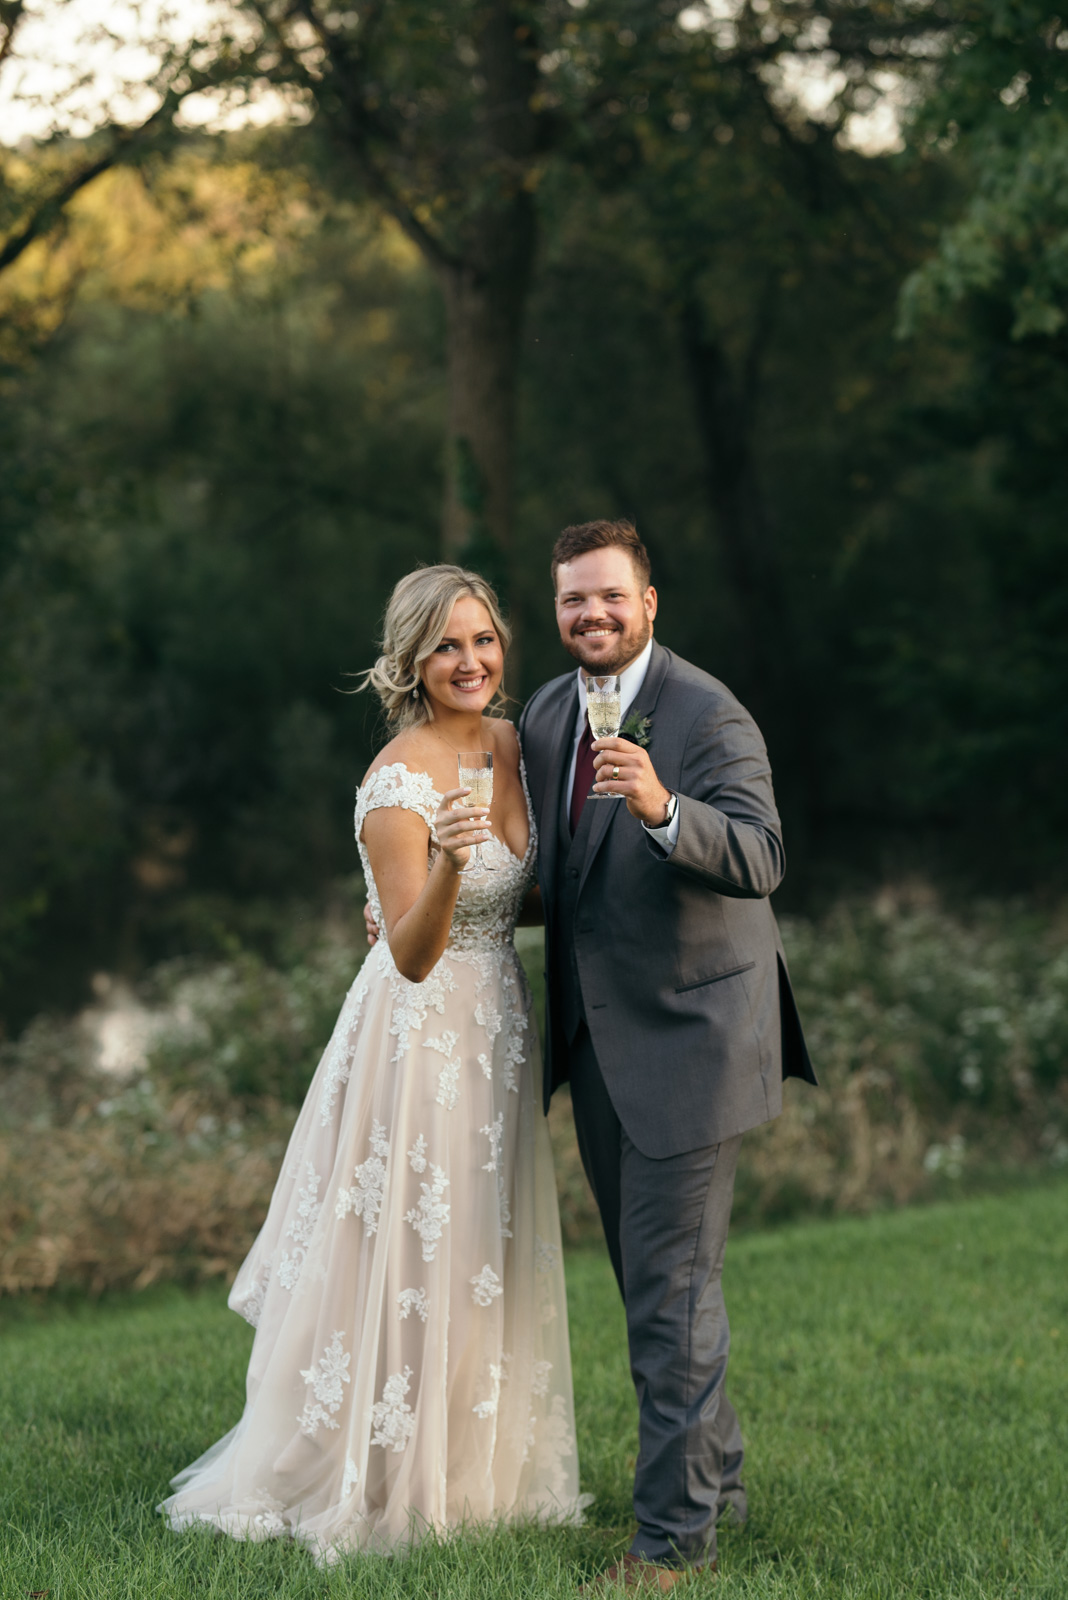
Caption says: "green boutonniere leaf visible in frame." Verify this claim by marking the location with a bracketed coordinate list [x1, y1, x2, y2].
[620, 710, 652, 748]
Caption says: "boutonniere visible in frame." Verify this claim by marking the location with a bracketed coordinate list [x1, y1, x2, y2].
[620, 710, 652, 748]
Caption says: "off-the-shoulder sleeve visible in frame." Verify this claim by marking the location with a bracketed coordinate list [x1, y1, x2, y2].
[354, 762, 439, 839]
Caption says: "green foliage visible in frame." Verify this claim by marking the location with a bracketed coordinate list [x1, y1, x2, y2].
[138, 893, 1068, 1125]
[540, 897, 1068, 1237]
[0, 559, 127, 984]
[902, 0, 1068, 339]
[784, 892, 1068, 1109]
[144, 927, 366, 1108]
[0, 167, 443, 1022]
[4, 893, 1065, 1293]
[3, 29, 1068, 1030]
[3, 1185, 1068, 1594]
[517, 142, 1068, 890]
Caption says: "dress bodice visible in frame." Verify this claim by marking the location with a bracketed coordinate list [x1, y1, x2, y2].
[354, 761, 538, 957]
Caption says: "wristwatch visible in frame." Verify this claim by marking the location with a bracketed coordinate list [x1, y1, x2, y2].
[660, 791, 678, 828]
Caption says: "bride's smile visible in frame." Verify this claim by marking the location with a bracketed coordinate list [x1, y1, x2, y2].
[423, 597, 504, 722]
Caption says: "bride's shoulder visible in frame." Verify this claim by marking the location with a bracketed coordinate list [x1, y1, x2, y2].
[486, 716, 521, 757]
[359, 730, 452, 803]
[486, 716, 525, 779]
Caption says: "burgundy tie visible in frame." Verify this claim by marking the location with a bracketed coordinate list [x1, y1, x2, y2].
[569, 721, 598, 835]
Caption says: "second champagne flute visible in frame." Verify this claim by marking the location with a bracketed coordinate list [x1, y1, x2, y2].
[584, 673, 624, 800]
[456, 751, 496, 874]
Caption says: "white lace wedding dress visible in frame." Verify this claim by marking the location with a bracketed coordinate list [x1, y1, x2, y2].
[160, 762, 585, 1564]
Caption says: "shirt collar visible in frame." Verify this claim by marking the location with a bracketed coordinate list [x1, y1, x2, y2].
[575, 635, 654, 723]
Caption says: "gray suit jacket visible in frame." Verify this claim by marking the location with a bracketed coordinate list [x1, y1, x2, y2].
[519, 640, 815, 1159]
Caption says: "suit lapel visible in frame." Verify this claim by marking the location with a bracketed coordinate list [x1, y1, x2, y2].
[533, 676, 578, 898]
[576, 640, 673, 896]
[631, 639, 672, 723]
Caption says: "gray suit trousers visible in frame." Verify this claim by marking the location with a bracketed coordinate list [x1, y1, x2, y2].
[568, 1024, 747, 1568]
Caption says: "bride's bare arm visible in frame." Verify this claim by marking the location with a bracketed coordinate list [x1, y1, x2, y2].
[362, 787, 488, 983]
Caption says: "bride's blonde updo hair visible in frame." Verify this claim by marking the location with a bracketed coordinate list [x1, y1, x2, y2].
[359, 564, 512, 731]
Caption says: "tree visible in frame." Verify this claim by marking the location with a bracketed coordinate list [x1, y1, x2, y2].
[0, 153, 443, 1026]
[535, 0, 951, 783]
[7, 0, 948, 596]
[0, 0, 265, 362]
[900, 0, 1068, 339]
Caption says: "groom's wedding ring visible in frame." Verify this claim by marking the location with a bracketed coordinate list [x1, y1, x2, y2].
[612, 765, 620, 780]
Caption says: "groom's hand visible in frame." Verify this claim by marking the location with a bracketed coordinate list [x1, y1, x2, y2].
[592, 738, 673, 827]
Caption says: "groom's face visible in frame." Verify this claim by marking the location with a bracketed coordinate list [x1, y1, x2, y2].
[554, 547, 657, 674]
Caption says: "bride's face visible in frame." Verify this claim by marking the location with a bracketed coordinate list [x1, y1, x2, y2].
[421, 596, 505, 719]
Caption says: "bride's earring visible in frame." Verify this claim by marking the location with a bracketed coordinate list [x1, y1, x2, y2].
[411, 685, 419, 699]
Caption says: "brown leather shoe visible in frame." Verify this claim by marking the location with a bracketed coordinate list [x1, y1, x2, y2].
[581, 1553, 716, 1592]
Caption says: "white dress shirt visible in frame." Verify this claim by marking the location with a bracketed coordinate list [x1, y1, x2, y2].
[565, 636, 680, 852]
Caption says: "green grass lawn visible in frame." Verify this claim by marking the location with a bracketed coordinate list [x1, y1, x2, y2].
[2, 1181, 1067, 1598]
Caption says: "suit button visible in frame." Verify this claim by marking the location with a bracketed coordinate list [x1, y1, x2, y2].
[569, 868, 579, 878]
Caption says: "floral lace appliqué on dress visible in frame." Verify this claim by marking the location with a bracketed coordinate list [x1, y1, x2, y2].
[160, 755, 586, 1564]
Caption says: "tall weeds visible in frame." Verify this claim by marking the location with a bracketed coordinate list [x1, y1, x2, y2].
[2, 889, 1066, 1293]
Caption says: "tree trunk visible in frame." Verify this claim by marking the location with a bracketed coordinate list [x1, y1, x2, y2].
[304, 0, 542, 649]
[679, 290, 819, 832]
[439, 193, 535, 588]
[679, 290, 792, 716]
[438, 0, 540, 600]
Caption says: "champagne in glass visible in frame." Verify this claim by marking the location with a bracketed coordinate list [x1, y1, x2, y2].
[456, 751, 496, 873]
[584, 673, 624, 800]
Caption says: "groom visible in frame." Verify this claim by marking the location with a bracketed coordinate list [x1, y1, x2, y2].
[519, 519, 815, 1588]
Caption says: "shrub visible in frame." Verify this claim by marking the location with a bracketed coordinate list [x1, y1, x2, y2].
[0, 915, 365, 1295]
[549, 889, 1068, 1239]
[2, 889, 1066, 1292]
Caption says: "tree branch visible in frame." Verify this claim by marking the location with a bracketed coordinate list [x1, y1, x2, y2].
[0, 0, 25, 74]
[0, 149, 115, 274]
[278, 0, 465, 274]
[0, 46, 295, 279]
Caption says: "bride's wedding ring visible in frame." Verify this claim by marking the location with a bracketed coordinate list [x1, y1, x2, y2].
[612, 765, 620, 780]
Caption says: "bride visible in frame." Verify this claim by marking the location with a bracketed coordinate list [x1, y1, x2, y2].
[160, 565, 585, 1563]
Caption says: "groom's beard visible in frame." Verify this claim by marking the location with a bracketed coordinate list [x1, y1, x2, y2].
[564, 614, 652, 675]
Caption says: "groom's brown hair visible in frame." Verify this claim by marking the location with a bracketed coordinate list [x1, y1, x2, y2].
[551, 519, 652, 590]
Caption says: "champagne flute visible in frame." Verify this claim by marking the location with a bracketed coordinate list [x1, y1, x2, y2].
[584, 673, 624, 800]
[456, 751, 496, 874]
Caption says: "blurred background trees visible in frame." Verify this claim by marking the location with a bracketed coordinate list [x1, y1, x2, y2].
[1, 0, 1066, 1034]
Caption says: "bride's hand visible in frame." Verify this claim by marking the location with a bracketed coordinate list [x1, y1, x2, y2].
[435, 786, 491, 872]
